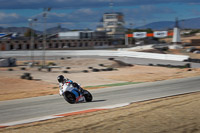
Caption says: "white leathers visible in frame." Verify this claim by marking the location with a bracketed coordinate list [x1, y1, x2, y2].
[59, 78, 73, 96]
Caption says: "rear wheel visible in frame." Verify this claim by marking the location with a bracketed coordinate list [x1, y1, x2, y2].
[63, 91, 76, 104]
[83, 90, 93, 102]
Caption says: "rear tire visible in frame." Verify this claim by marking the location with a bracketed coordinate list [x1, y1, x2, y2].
[63, 91, 76, 104]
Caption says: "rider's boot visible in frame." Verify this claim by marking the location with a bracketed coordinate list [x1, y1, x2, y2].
[59, 90, 63, 96]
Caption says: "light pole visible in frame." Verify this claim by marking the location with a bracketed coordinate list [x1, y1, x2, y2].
[28, 18, 37, 66]
[42, 7, 51, 68]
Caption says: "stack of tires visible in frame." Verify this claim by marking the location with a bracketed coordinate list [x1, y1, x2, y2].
[21, 73, 33, 80]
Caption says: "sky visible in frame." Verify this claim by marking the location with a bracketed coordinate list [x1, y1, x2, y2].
[0, 0, 200, 31]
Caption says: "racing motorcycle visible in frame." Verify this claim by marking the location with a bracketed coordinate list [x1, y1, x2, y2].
[62, 82, 93, 104]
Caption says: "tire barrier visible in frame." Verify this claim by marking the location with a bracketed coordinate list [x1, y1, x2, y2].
[63, 71, 68, 73]
[66, 67, 71, 69]
[82, 70, 89, 73]
[149, 63, 191, 68]
[108, 58, 115, 60]
[21, 73, 33, 80]
[184, 58, 200, 63]
[20, 67, 26, 70]
[92, 68, 100, 72]
[99, 64, 104, 67]
[91, 67, 116, 72]
[8, 68, 13, 71]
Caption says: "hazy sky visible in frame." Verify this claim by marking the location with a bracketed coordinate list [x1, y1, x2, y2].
[0, 0, 200, 30]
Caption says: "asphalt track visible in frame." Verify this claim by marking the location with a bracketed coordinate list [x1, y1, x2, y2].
[0, 76, 200, 126]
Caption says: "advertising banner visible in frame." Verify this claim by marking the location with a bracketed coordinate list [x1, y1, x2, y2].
[154, 31, 168, 38]
[133, 32, 147, 38]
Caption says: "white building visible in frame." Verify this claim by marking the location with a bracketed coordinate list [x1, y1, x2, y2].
[58, 31, 93, 39]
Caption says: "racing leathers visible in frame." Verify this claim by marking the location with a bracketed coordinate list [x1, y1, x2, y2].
[59, 78, 82, 96]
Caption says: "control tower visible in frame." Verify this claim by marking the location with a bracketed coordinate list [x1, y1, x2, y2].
[96, 0, 125, 38]
[103, 12, 125, 38]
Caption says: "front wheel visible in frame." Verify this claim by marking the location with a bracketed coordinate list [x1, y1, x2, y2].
[83, 90, 93, 102]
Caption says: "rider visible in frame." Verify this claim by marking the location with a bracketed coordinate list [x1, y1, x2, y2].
[57, 75, 83, 96]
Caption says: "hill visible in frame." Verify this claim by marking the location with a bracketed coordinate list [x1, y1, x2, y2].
[0, 26, 70, 34]
[137, 17, 200, 30]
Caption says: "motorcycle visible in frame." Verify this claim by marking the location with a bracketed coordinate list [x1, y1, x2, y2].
[62, 82, 93, 104]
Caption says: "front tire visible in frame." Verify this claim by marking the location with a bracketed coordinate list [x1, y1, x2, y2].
[83, 90, 93, 102]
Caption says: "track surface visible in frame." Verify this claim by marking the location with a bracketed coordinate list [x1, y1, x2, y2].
[0, 76, 200, 125]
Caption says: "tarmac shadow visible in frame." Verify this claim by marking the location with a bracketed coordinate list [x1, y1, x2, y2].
[90, 99, 106, 103]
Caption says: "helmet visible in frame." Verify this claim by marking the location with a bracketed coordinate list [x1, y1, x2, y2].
[57, 75, 64, 83]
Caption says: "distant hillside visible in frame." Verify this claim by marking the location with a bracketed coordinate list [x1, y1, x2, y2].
[136, 17, 200, 30]
[46, 27, 70, 34]
[0, 27, 29, 34]
[0, 26, 70, 35]
[137, 21, 174, 30]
